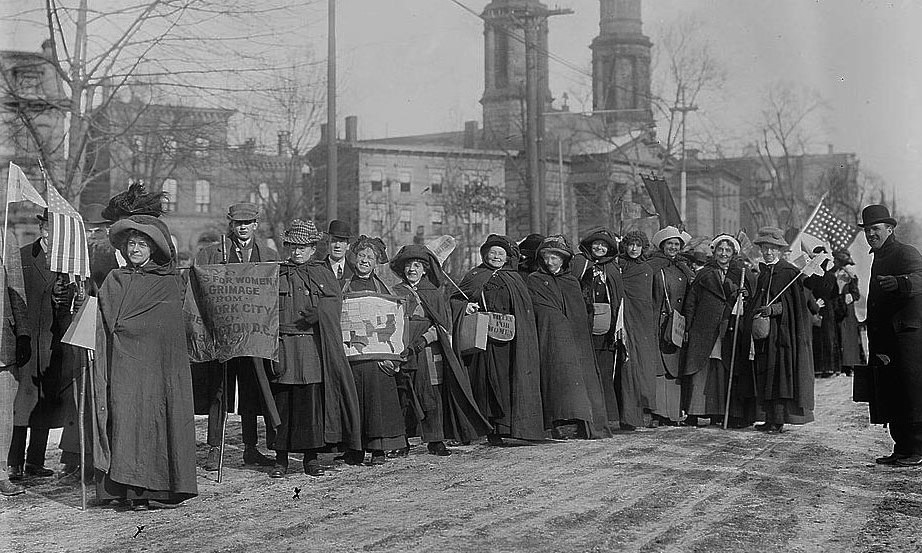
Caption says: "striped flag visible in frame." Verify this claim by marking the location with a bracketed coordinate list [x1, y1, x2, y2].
[6, 162, 47, 207]
[45, 184, 90, 278]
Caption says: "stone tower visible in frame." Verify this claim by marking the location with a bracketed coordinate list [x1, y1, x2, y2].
[590, 0, 653, 133]
[480, 0, 551, 148]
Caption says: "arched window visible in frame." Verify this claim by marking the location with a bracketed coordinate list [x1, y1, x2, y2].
[161, 179, 178, 212]
[194, 180, 210, 213]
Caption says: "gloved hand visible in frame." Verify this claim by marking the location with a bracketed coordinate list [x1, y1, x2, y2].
[844, 293, 854, 305]
[298, 308, 320, 326]
[51, 275, 74, 307]
[15, 336, 31, 368]
[878, 275, 899, 292]
[399, 336, 428, 360]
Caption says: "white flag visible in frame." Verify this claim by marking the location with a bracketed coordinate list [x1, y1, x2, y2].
[6, 162, 47, 207]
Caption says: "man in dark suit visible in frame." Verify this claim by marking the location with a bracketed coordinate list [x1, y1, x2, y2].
[194, 202, 279, 471]
[324, 220, 354, 281]
[863, 204, 922, 467]
[8, 211, 76, 482]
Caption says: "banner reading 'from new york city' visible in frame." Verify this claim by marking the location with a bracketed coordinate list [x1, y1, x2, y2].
[184, 262, 279, 363]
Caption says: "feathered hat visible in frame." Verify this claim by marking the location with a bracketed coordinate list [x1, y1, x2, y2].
[101, 182, 167, 222]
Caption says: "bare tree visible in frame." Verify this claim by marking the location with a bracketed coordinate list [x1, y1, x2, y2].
[1, 0, 317, 204]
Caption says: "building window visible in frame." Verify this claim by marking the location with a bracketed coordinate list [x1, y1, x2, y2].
[400, 208, 412, 233]
[194, 137, 210, 158]
[429, 173, 443, 194]
[471, 211, 485, 236]
[370, 169, 383, 192]
[399, 171, 411, 193]
[431, 206, 444, 234]
[194, 179, 210, 213]
[369, 204, 385, 233]
[161, 179, 178, 212]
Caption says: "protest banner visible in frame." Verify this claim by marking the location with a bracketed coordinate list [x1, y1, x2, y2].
[340, 291, 407, 361]
[184, 262, 279, 363]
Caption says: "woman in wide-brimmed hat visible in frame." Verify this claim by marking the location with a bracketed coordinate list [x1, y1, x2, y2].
[450, 235, 544, 445]
[616, 229, 659, 430]
[339, 235, 406, 465]
[389, 245, 490, 456]
[571, 227, 624, 425]
[646, 226, 695, 426]
[681, 234, 758, 428]
[748, 226, 817, 433]
[268, 219, 362, 479]
[93, 214, 197, 510]
[526, 235, 612, 439]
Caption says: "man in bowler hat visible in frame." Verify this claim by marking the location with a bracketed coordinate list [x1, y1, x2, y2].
[324, 220, 355, 281]
[861, 204, 922, 466]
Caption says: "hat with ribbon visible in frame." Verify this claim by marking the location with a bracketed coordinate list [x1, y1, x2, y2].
[709, 233, 741, 254]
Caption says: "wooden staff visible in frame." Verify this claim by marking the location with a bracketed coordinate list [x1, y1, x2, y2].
[723, 267, 747, 430]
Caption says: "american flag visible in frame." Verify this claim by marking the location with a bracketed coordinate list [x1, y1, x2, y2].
[45, 184, 90, 278]
[802, 199, 857, 251]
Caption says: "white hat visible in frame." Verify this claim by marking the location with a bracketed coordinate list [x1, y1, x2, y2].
[709, 234, 741, 254]
[652, 226, 684, 249]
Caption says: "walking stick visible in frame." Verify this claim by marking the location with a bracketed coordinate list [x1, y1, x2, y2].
[217, 362, 228, 483]
[79, 351, 88, 510]
[723, 268, 747, 430]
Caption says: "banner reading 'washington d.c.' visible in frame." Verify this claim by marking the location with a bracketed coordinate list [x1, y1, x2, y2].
[184, 262, 280, 363]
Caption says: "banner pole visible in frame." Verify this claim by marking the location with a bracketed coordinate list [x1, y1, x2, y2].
[723, 269, 747, 429]
[217, 363, 228, 484]
[79, 350, 88, 510]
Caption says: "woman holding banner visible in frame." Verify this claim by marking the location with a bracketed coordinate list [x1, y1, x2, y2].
[451, 234, 544, 445]
[390, 245, 490, 456]
[526, 235, 612, 439]
[94, 214, 197, 510]
[340, 236, 406, 465]
[268, 220, 361, 478]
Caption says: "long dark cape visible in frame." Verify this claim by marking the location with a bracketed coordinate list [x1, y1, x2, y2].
[92, 264, 197, 499]
[526, 268, 612, 438]
[750, 260, 815, 423]
[294, 261, 363, 450]
[397, 280, 492, 442]
[451, 265, 545, 440]
[617, 255, 658, 425]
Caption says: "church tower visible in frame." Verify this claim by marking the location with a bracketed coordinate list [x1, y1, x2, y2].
[480, 0, 551, 148]
[590, 0, 653, 133]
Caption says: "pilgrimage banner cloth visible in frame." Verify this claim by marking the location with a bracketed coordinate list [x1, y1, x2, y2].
[184, 262, 280, 363]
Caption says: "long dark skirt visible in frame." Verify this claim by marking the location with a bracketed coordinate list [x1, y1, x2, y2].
[351, 360, 405, 451]
[592, 345, 620, 423]
[270, 383, 324, 453]
[96, 474, 193, 504]
[468, 340, 513, 432]
[395, 369, 444, 443]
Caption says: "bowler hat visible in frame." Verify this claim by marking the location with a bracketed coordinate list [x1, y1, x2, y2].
[327, 220, 353, 240]
[753, 226, 788, 248]
[227, 202, 259, 222]
[858, 204, 897, 228]
[282, 219, 322, 246]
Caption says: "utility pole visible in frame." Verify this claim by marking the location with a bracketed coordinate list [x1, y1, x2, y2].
[326, 0, 338, 221]
[514, 5, 572, 234]
[670, 86, 697, 223]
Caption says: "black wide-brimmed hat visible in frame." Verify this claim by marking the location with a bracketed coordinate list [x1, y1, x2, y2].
[480, 234, 518, 259]
[579, 227, 619, 256]
[109, 214, 174, 265]
[389, 244, 444, 287]
[858, 204, 897, 228]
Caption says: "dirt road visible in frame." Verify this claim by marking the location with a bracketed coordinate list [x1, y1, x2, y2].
[2, 376, 920, 553]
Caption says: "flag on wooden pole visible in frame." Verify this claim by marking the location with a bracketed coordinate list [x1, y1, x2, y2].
[6, 162, 47, 207]
[45, 184, 90, 278]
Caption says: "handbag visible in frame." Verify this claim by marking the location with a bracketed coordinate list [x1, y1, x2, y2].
[751, 269, 773, 341]
[660, 270, 686, 348]
[591, 270, 614, 336]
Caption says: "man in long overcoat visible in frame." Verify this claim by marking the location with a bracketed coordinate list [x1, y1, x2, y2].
[193, 202, 279, 470]
[8, 212, 75, 480]
[862, 204, 922, 466]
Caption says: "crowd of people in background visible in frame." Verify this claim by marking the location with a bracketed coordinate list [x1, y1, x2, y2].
[3, 187, 919, 511]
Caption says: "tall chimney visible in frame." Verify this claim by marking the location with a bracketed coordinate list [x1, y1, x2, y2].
[345, 115, 358, 143]
[463, 120, 478, 149]
[277, 130, 291, 156]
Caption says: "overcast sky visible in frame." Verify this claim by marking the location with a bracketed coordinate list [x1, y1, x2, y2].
[4, 0, 921, 217]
